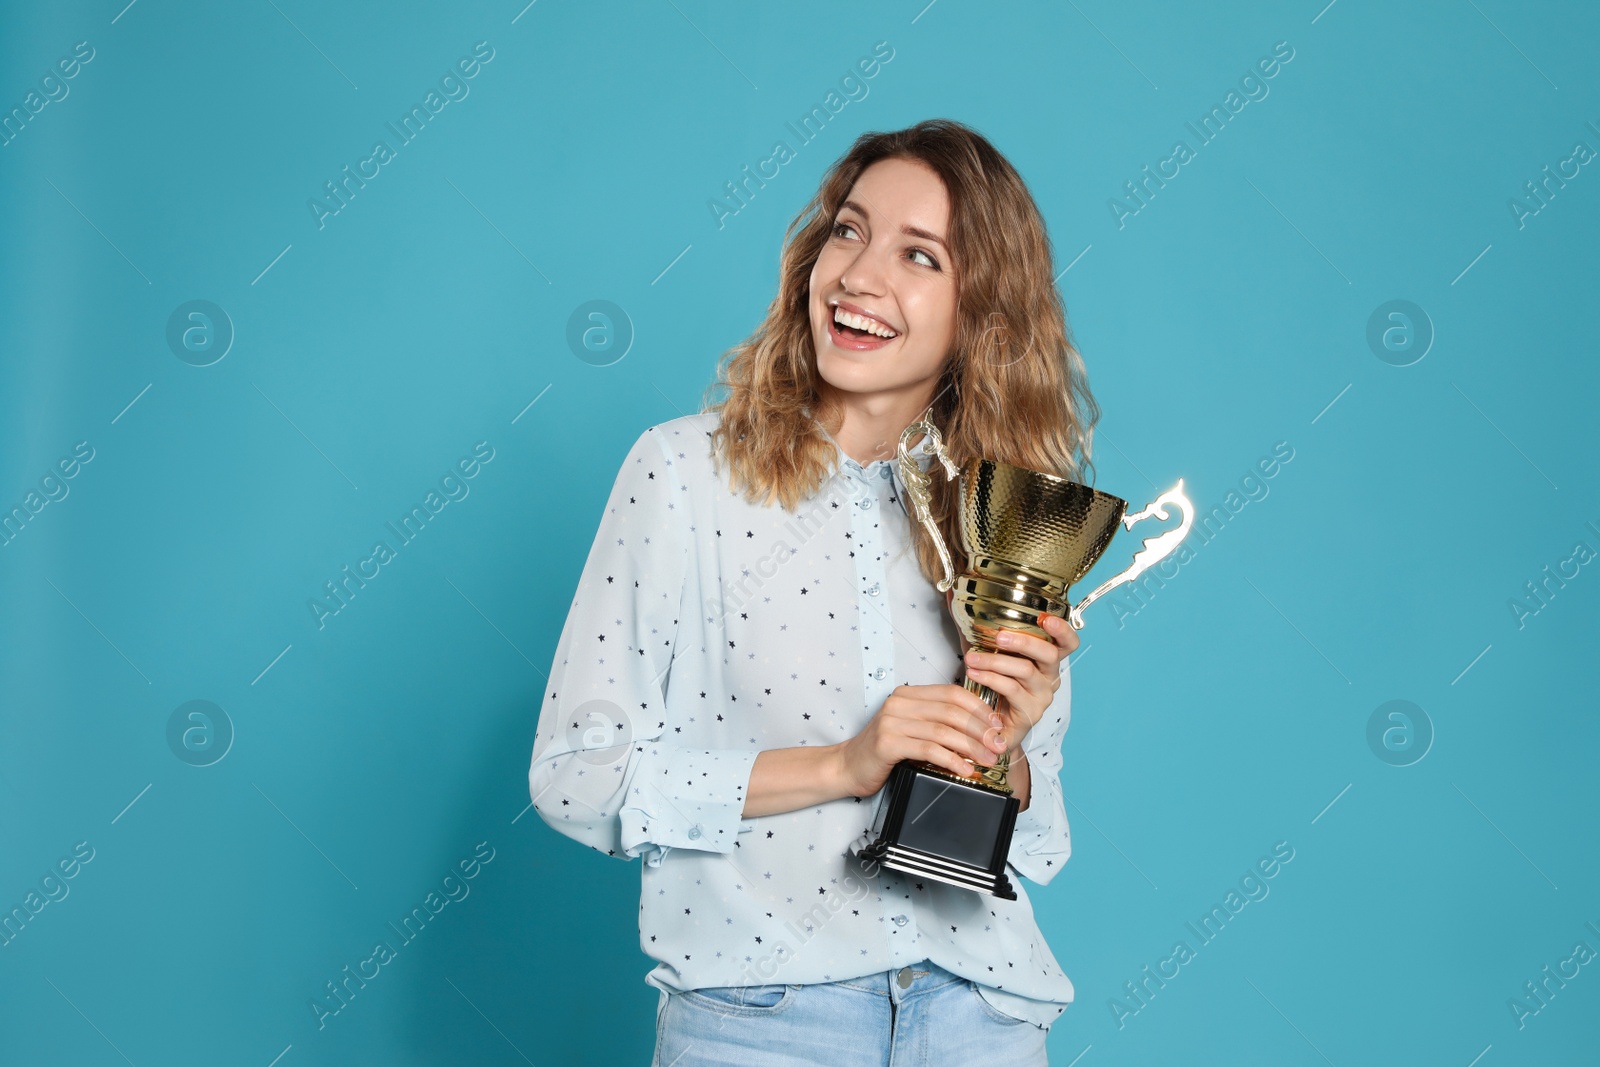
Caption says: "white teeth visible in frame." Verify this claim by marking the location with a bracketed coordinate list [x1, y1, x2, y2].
[833, 307, 897, 339]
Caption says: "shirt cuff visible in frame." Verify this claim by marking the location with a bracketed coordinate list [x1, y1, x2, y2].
[1009, 752, 1047, 836]
[1011, 794, 1054, 840]
[618, 745, 760, 866]
[1007, 776, 1070, 885]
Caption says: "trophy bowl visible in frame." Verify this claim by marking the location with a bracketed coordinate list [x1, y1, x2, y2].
[946, 458, 1131, 654]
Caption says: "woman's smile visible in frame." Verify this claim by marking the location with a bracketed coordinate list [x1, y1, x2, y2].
[826, 299, 901, 352]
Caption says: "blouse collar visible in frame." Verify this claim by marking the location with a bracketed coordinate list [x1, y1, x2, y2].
[806, 410, 942, 509]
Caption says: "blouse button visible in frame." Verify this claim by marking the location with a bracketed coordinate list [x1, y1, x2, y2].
[859, 497, 874, 511]
[874, 667, 888, 680]
[891, 914, 909, 927]
[866, 583, 881, 597]
[880, 466, 892, 480]
[687, 825, 702, 840]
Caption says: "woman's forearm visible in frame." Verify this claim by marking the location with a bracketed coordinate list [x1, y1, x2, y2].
[1008, 746, 1031, 812]
[741, 742, 1032, 818]
[743, 744, 850, 817]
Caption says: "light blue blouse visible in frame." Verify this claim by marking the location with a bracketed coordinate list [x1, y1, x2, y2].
[528, 410, 1075, 1028]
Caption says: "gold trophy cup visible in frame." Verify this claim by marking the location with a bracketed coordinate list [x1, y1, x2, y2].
[858, 409, 1195, 898]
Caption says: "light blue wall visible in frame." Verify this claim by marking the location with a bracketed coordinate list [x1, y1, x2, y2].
[2, 1, 1596, 1063]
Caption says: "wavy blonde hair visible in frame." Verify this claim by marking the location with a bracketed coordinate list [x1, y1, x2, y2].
[699, 118, 1100, 588]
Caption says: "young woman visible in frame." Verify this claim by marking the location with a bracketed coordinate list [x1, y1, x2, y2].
[530, 118, 1099, 1066]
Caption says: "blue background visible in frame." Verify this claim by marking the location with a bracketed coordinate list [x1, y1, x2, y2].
[2, 1, 1596, 1064]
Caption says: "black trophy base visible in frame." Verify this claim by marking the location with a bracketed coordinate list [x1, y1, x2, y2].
[860, 761, 1019, 900]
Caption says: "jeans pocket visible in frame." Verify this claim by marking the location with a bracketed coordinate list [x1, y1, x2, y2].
[968, 982, 1030, 1026]
[652, 989, 669, 1067]
[682, 982, 795, 1016]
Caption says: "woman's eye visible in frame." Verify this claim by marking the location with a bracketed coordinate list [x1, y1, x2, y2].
[832, 221, 940, 270]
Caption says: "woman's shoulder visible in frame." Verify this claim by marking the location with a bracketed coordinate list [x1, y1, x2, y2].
[632, 411, 722, 485]
[642, 410, 720, 444]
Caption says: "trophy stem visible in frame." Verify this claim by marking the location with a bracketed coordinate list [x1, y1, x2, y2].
[961, 674, 1011, 794]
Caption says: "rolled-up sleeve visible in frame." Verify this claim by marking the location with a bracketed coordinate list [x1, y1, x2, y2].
[1006, 659, 1072, 885]
[529, 426, 758, 866]
[616, 743, 758, 863]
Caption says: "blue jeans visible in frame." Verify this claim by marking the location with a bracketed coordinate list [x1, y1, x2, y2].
[651, 959, 1050, 1066]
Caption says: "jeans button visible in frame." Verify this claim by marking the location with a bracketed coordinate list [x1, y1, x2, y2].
[896, 966, 914, 989]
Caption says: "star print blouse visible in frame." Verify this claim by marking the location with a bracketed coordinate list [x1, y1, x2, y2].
[528, 410, 1076, 1028]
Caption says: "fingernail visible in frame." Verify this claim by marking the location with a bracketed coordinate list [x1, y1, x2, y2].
[995, 632, 1015, 646]
[989, 713, 1003, 728]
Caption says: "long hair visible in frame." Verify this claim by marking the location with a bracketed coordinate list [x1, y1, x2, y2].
[699, 118, 1101, 589]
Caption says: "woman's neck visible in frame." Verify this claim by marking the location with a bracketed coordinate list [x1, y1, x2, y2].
[816, 386, 939, 466]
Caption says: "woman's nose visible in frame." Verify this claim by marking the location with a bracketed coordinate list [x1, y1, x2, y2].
[840, 247, 890, 295]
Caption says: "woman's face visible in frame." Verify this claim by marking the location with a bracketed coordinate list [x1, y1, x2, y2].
[808, 156, 957, 411]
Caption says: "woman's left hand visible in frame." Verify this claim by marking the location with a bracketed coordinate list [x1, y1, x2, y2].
[948, 591, 1079, 757]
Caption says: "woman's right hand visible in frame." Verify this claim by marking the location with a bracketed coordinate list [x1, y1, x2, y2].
[833, 683, 1009, 798]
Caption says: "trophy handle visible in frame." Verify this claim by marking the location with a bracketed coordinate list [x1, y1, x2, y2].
[897, 408, 962, 592]
[1067, 479, 1194, 630]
